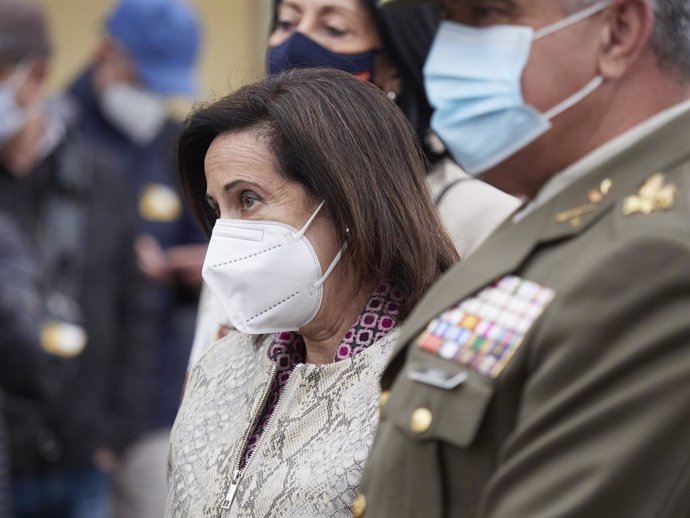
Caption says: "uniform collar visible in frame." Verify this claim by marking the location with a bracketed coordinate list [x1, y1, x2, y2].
[515, 98, 690, 222]
[387, 99, 690, 377]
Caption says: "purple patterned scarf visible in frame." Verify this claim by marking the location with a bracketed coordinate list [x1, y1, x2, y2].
[240, 282, 403, 469]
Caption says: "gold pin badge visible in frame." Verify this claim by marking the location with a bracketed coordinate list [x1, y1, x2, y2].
[410, 407, 433, 434]
[623, 173, 677, 216]
[556, 179, 613, 228]
[378, 391, 391, 411]
[41, 321, 88, 358]
[352, 494, 367, 518]
[139, 184, 183, 222]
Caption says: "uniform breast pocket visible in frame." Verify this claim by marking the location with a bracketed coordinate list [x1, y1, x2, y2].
[383, 355, 495, 448]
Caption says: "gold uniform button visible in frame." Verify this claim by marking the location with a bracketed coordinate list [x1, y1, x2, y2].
[410, 407, 433, 434]
[379, 390, 391, 410]
[352, 494, 366, 518]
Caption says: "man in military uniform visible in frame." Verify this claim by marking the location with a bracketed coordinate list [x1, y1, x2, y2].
[356, 0, 690, 516]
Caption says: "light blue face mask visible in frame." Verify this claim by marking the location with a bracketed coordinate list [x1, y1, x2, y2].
[424, 1, 611, 176]
[0, 63, 31, 145]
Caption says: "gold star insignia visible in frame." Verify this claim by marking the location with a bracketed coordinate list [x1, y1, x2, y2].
[623, 173, 677, 216]
[557, 179, 613, 228]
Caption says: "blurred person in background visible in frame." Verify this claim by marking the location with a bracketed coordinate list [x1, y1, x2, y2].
[268, 0, 520, 257]
[0, 213, 47, 518]
[63, 1, 206, 517]
[167, 68, 459, 517]
[0, 0, 153, 516]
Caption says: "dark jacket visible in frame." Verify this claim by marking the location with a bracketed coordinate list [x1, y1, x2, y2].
[0, 213, 44, 398]
[0, 118, 154, 475]
[0, 213, 45, 516]
[67, 69, 204, 430]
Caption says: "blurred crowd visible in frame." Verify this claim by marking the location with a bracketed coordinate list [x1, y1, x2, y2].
[0, 0, 204, 516]
[1, 0, 689, 517]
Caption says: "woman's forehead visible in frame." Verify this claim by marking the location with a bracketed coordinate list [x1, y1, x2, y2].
[205, 132, 279, 185]
[279, 0, 370, 17]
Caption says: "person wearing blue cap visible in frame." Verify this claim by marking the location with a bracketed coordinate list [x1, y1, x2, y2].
[64, 2, 207, 518]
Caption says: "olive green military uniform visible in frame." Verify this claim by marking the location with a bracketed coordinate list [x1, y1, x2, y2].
[355, 102, 690, 517]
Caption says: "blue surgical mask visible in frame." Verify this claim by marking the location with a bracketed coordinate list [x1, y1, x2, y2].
[424, 1, 610, 176]
[268, 31, 376, 82]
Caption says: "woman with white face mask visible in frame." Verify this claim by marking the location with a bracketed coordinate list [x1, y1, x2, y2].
[166, 68, 459, 518]
[185, 0, 520, 373]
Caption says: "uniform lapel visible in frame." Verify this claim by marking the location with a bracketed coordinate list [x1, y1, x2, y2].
[396, 203, 552, 350]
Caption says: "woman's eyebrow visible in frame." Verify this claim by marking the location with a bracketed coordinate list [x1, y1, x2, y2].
[223, 179, 262, 193]
[282, 1, 302, 14]
[320, 5, 356, 18]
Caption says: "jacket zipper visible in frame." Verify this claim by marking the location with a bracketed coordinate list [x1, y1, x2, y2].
[219, 364, 301, 515]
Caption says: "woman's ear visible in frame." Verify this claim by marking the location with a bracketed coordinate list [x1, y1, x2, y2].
[374, 53, 401, 100]
[597, 0, 655, 80]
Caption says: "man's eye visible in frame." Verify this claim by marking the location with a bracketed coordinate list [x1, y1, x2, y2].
[473, 6, 490, 18]
[470, 2, 513, 24]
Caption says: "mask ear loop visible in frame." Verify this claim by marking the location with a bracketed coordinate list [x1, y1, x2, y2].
[293, 200, 325, 239]
[290, 200, 344, 290]
[532, 1, 610, 122]
[543, 75, 604, 121]
[534, 0, 612, 40]
[313, 247, 344, 289]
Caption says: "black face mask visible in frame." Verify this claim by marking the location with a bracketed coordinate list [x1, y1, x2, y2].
[268, 31, 377, 82]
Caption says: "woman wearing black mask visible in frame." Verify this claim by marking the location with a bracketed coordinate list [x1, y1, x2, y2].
[268, 0, 520, 258]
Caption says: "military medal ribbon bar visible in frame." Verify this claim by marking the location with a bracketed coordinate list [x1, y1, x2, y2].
[416, 276, 556, 379]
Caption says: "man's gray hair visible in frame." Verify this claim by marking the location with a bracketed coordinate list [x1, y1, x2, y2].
[564, 0, 690, 82]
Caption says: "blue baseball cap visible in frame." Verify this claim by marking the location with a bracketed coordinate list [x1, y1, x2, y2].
[105, 0, 201, 96]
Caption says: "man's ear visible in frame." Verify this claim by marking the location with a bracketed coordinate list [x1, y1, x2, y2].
[597, 0, 655, 80]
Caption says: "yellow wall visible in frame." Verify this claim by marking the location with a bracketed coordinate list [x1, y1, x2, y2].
[37, 0, 272, 105]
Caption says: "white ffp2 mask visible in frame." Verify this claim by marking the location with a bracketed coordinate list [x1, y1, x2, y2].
[98, 82, 167, 146]
[202, 202, 343, 335]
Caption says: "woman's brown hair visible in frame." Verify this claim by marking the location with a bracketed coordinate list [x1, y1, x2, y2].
[178, 67, 459, 315]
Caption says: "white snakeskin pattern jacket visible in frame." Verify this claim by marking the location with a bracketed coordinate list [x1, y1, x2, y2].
[166, 327, 400, 518]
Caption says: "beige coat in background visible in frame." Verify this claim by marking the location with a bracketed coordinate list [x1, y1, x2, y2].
[427, 157, 521, 259]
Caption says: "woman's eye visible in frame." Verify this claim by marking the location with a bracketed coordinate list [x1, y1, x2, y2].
[277, 19, 295, 32]
[240, 192, 260, 211]
[325, 25, 347, 37]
